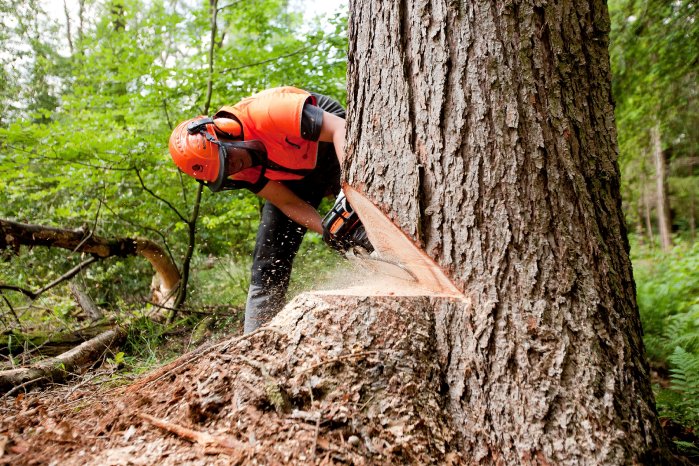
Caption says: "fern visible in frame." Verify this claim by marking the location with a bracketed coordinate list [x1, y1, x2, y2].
[665, 346, 699, 426]
[662, 307, 699, 354]
[634, 240, 699, 451]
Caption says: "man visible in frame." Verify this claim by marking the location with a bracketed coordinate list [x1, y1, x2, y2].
[168, 86, 369, 332]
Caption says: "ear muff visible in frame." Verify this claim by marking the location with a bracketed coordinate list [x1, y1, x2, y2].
[213, 117, 242, 138]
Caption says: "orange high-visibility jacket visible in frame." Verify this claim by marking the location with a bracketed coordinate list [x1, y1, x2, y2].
[214, 87, 322, 191]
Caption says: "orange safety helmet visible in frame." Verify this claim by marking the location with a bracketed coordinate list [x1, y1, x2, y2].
[169, 116, 264, 192]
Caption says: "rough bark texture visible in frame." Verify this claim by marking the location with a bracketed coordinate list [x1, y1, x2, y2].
[0, 219, 180, 305]
[346, 0, 668, 463]
[69, 283, 105, 321]
[0, 321, 115, 358]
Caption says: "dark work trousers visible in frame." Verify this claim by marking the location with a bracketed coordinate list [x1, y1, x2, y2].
[243, 141, 342, 333]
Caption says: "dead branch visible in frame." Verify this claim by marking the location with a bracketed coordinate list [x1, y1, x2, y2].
[0, 219, 180, 305]
[0, 326, 126, 393]
[69, 283, 104, 321]
[138, 413, 245, 454]
[0, 285, 36, 300]
[12, 256, 100, 301]
[1, 320, 116, 358]
[0, 290, 21, 326]
[1, 376, 46, 399]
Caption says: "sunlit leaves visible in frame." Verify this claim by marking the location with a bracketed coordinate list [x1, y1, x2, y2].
[0, 0, 348, 305]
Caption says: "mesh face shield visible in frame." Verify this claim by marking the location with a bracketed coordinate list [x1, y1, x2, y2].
[186, 117, 267, 192]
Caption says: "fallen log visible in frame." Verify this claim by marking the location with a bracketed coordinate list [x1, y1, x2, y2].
[0, 326, 126, 393]
[0, 320, 116, 358]
[0, 219, 179, 306]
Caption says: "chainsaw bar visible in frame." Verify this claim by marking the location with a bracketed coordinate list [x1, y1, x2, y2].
[346, 248, 419, 283]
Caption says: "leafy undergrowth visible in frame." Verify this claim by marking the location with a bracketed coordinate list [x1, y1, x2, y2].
[633, 239, 699, 460]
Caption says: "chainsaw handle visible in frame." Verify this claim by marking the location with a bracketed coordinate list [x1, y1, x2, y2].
[321, 192, 373, 253]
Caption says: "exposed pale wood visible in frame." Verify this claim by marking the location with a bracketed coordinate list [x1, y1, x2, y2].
[344, 185, 464, 298]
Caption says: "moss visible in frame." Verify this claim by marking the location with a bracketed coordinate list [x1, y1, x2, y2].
[265, 380, 290, 414]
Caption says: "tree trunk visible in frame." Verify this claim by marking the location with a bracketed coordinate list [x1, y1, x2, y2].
[689, 158, 696, 243]
[69, 283, 104, 321]
[643, 173, 656, 247]
[635, 198, 646, 245]
[651, 122, 673, 251]
[346, 0, 668, 463]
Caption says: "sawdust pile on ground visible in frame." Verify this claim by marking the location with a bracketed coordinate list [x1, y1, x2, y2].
[0, 294, 459, 465]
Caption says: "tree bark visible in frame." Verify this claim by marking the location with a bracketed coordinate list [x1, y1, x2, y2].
[651, 122, 673, 251]
[689, 158, 696, 242]
[643, 172, 656, 247]
[346, 0, 668, 463]
[0, 219, 179, 306]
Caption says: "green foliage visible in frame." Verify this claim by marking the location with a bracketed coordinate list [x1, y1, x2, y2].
[609, 0, 699, 238]
[187, 253, 252, 308]
[610, 0, 699, 237]
[287, 232, 345, 296]
[0, 0, 348, 318]
[122, 315, 169, 371]
[634, 240, 699, 444]
[666, 346, 699, 422]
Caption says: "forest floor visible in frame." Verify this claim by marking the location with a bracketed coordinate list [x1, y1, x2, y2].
[0, 292, 456, 466]
[0, 327, 362, 465]
[1, 296, 698, 465]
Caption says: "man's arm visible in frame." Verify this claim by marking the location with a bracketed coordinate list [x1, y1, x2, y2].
[318, 111, 346, 164]
[257, 181, 323, 234]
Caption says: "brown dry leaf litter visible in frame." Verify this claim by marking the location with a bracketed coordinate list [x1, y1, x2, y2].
[0, 293, 463, 465]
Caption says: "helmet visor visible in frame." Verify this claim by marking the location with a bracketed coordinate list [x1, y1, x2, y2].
[206, 140, 267, 192]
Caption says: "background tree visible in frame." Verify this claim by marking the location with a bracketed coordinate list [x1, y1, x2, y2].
[610, 0, 699, 247]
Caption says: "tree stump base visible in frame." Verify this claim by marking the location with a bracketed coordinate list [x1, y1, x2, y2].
[1, 292, 467, 465]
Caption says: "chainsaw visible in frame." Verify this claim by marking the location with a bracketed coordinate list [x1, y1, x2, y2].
[322, 192, 418, 283]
